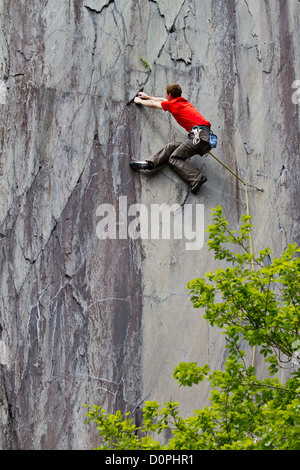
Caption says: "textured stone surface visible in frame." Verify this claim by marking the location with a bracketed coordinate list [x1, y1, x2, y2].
[0, 0, 299, 449]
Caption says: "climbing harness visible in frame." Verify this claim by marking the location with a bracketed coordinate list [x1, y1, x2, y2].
[190, 126, 218, 148]
[209, 151, 256, 367]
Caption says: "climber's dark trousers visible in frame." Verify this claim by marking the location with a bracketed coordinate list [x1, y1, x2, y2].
[147, 138, 211, 187]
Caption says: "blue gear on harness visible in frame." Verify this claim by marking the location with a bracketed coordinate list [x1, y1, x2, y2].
[209, 132, 218, 148]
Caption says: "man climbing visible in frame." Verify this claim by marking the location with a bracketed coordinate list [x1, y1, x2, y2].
[130, 83, 212, 194]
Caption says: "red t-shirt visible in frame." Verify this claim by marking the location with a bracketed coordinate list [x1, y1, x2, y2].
[161, 97, 211, 132]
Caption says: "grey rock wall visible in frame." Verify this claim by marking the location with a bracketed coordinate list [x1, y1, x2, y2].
[0, 0, 299, 449]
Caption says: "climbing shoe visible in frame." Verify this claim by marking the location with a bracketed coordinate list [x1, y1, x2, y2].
[191, 175, 207, 194]
[129, 160, 154, 171]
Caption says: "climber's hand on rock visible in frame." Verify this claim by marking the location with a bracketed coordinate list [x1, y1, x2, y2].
[137, 92, 149, 100]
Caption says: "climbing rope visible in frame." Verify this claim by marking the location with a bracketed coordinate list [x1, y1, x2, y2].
[209, 151, 256, 367]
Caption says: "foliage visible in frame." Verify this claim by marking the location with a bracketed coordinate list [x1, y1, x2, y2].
[85, 206, 300, 450]
[138, 56, 151, 71]
[188, 205, 300, 374]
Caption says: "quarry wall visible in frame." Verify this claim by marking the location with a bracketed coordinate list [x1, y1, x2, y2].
[0, 0, 299, 449]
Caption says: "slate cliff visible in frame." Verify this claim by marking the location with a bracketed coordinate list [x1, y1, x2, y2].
[0, 0, 299, 449]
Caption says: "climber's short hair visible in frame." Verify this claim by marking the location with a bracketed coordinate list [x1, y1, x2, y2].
[166, 83, 182, 98]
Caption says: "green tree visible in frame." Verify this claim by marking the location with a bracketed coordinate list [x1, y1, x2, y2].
[85, 206, 300, 450]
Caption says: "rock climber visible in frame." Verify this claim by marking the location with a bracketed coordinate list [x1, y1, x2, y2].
[129, 83, 213, 194]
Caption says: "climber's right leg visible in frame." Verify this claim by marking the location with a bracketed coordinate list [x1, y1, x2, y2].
[168, 140, 205, 190]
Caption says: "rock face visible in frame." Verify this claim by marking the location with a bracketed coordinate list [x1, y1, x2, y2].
[0, 0, 299, 449]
